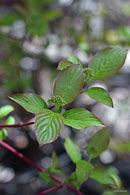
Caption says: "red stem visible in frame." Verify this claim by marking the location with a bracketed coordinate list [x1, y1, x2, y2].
[0, 139, 83, 195]
[38, 183, 63, 195]
[0, 107, 83, 194]
[0, 140, 43, 172]
[0, 121, 34, 129]
[0, 140, 62, 184]
[0, 104, 55, 130]
[66, 184, 84, 195]
[49, 175, 63, 184]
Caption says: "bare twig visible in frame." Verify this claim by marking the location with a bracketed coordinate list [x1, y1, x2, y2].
[38, 184, 63, 195]
[0, 140, 83, 195]
[0, 140, 43, 172]
[0, 121, 34, 129]
[0, 104, 55, 130]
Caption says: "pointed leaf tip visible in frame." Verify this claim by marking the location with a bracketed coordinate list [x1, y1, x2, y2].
[63, 108, 104, 129]
[85, 87, 113, 107]
[9, 93, 47, 113]
[64, 138, 81, 164]
[53, 65, 84, 105]
[86, 128, 110, 160]
[89, 47, 127, 80]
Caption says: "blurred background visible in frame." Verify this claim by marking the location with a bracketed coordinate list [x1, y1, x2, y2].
[0, 0, 130, 194]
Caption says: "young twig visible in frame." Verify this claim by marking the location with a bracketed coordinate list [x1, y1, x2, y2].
[0, 121, 34, 130]
[38, 183, 63, 195]
[0, 104, 55, 130]
[0, 140, 83, 195]
[0, 140, 43, 172]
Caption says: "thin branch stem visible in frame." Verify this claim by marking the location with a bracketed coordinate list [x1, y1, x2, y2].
[0, 104, 55, 130]
[38, 183, 63, 195]
[0, 140, 62, 185]
[66, 184, 84, 195]
[0, 140, 83, 194]
[0, 140, 43, 172]
[49, 175, 63, 184]
[0, 121, 34, 129]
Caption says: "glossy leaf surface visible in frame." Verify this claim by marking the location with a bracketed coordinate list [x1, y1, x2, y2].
[67, 55, 83, 65]
[63, 108, 103, 129]
[89, 47, 127, 80]
[76, 160, 94, 186]
[53, 65, 84, 105]
[85, 87, 113, 107]
[68, 160, 94, 189]
[10, 93, 47, 113]
[86, 128, 110, 160]
[35, 109, 64, 144]
[90, 168, 121, 187]
[0, 105, 14, 119]
[0, 116, 15, 140]
[64, 138, 81, 164]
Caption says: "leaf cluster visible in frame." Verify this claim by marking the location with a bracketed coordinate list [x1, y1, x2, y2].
[8, 46, 127, 190]
[9, 46, 127, 144]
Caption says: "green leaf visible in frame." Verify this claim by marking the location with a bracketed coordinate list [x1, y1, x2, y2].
[86, 128, 110, 160]
[110, 139, 130, 154]
[39, 172, 50, 183]
[0, 105, 14, 119]
[35, 109, 64, 144]
[76, 160, 94, 187]
[43, 9, 62, 21]
[90, 167, 121, 187]
[64, 138, 81, 164]
[49, 152, 62, 175]
[85, 87, 113, 107]
[63, 108, 103, 129]
[103, 190, 116, 195]
[90, 169, 115, 185]
[0, 13, 20, 26]
[68, 172, 80, 189]
[10, 93, 47, 113]
[51, 152, 58, 170]
[57, 60, 74, 71]
[0, 116, 15, 141]
[0, 129, 8, 140]
[89, 47, 127, 80]
[68, 55, 83, 66]
[68, 160, 94, 189]
[26, 10, 49, 36]
[53, 65, 84, 105]
[5, 116, 15, 125]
